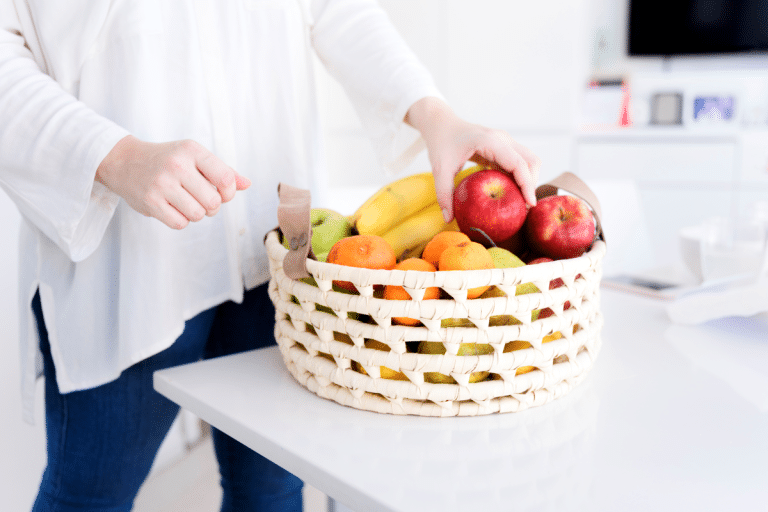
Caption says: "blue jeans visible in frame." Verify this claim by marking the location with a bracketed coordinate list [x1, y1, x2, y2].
[31, 284, 303, 512]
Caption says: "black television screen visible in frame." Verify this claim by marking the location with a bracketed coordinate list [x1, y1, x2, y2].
[628, 0, 768, 56]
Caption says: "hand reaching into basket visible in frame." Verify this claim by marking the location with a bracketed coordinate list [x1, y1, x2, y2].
[405, 96, 541, 223]
[96, 135, 252, 230]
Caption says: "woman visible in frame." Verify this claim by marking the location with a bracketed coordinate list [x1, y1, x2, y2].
[0, 0, 540, 510]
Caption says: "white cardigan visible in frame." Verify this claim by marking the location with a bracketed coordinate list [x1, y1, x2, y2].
[0, 0, 441, 422]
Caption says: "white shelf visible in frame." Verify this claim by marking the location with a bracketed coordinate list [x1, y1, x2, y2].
[576, 125, 744, 143]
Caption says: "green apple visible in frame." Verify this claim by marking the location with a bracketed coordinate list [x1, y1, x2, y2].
[310, 208, 352, 255]
[283, 208, 352, 257]
[418, 341, 494, 383]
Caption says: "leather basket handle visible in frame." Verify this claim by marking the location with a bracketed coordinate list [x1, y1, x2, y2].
[276, 183, 313, 279]
[535, 172, 605, 243]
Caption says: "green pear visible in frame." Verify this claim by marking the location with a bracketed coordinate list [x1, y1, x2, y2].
[475, 286, 522, 326]
[418, 341, 494, 383]
[486, 246, 540, 296]
[487, 246, 525, 268]
[440, 317, 476, 328]
[283, 208, 352, 257]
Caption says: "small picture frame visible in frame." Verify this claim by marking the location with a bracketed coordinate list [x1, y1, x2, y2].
[650, 92, 683, 125]
[693, 96, 735, 123]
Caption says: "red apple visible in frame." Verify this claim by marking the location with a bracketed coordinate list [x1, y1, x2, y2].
[498, 230, 526, 258]
[528, 256, 564, 290]
[453, 169, 528, 246]
[524, 195, 595, 260]
[528, 256, 570, 315]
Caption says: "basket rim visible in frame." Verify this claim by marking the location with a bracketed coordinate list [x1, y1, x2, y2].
[265, 229, 605, 289]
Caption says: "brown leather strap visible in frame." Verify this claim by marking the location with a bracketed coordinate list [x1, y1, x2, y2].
[536, 172, 605, 242]
[277, 183, 313, 279]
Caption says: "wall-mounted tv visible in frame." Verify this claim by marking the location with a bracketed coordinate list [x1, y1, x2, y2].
[628, 0, 768, 56]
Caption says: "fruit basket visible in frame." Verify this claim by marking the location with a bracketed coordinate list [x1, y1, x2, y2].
[264, 172, 606, 417]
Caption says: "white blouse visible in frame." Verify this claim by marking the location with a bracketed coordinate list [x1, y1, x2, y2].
[0, 0, 441, 422]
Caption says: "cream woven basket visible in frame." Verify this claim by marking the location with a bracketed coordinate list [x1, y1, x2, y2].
[265, 172, 606, 417]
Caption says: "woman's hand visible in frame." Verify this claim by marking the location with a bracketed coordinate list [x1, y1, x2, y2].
[96, 136, 251, 229]
[405, 97, 541, 222]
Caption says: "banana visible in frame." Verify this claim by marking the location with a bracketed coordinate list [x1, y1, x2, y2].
[453, 164, 487, 187]
[381, 202, 449, 260]
[351, 164, 486, 239]
[352, 172, 437, 236]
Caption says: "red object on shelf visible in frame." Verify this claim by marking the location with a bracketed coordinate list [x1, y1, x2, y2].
[620, 82, 632, 127]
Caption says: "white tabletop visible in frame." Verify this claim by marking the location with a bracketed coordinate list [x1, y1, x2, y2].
[154, 289, 768, 512]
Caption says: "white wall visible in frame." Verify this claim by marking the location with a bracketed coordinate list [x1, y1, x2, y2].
[317, 0, 593, 191]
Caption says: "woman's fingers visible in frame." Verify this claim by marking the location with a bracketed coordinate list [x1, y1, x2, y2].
[470, 132, 537, 206]
[167, 186, 208, 223]
[96, 136, 250, 229]
[143, 194, 191, 230]
[180, 173, 222, 217]
[432, 161, 465, 223]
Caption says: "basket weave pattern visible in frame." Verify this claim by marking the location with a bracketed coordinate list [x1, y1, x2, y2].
[265, 231, 606, 417]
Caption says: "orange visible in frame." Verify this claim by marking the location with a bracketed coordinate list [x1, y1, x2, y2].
[383, 258, 440, 326]
[421, 231, 471, 268]
[327, 235, 396, 292]
[437, 241, 494, 298]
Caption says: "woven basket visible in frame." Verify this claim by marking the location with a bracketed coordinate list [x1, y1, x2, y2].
[265, 172, 606, 417]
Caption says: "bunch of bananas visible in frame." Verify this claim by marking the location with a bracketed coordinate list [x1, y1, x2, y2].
[350, 165, 485, 259]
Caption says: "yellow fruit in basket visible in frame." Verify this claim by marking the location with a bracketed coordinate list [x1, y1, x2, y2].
[383, 258, 440, 326]
[438, 241, 494, 298]
[476, 286, 541, 325]
[422, 231, 471, 268]
[352, 172, 437, 236]
[351, 340, 409, 381]
[440, 317, 476, 328]
[504, 331, 562, 374]
[487, 246, 539, 296]
[380, 203, 450, 261]
[419, 341, 494, 383]
[478, 286, 520, 326]
[327, 235, 396, 292]
[453, 164, 488, 187]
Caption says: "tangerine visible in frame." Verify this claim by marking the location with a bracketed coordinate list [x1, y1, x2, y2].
[421, 231, 471, 268]
[327, 235, 396, 292]
[383, 258, 440, 326]
[437, 241, 494, 298]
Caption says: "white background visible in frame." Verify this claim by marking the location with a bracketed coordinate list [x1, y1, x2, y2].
[3, 0, 768, 510]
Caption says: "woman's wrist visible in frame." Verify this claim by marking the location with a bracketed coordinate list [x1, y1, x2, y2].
[96, 135, 139, 186]
[404, 96, 457, 138]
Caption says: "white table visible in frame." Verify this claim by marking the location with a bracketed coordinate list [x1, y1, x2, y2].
[154, 289, 768, 512]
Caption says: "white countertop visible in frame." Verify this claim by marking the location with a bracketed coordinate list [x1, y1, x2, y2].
[154, 289, 768, 512]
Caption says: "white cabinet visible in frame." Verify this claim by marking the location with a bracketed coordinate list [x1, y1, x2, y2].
[573, 130, 743, 275]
